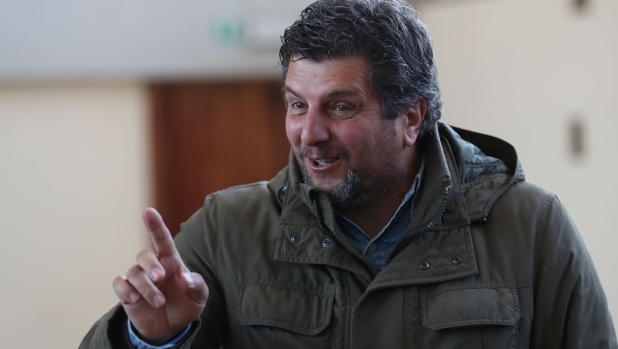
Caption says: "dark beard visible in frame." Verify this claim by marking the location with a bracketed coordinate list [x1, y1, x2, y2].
[297, 119, 405, 210]
[300, 165, 374, 210]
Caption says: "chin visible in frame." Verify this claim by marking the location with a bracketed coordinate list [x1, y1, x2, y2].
[309, 180, 338, 194]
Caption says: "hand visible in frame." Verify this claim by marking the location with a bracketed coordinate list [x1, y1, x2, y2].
[112, 208, 209, 345]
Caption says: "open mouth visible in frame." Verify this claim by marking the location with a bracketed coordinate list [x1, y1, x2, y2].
[313, 159, 336, 167]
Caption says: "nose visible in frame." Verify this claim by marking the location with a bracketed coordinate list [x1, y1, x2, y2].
[301, 107, 330, 146]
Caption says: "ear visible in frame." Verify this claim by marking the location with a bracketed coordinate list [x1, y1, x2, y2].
[403, 99, 426, 147]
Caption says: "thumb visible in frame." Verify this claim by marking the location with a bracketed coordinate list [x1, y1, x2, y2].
[182, 272, 209, 305]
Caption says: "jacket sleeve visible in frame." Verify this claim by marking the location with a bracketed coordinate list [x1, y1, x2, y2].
[78, 304, 202, 349]
[531, 195, 617, 348]
[79, 194, 226, 349]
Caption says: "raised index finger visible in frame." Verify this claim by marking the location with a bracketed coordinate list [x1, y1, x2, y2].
[142, 208, 177, 258]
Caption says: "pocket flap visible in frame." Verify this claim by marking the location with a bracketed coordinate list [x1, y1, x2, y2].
[235, 284, 333, 335]
[422, 288, 521, 330]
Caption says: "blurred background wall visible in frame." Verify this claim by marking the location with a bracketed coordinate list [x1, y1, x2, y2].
[0, 0, 616, 347]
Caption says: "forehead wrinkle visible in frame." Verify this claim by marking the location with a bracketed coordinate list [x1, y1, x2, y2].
[285, 57, 376, 103]
[325, 89, 364, 99]
[284, 86, 366, 101]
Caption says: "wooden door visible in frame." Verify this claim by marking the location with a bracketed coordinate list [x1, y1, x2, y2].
[151, 81, 290, 236]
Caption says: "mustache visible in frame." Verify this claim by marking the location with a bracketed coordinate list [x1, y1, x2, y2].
[299, 145, 351, 160]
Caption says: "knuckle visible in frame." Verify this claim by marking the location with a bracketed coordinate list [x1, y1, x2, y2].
[136, 249, 154, 263]
[193, 273, 205, 285]
[125, 265, 142, 279]
[112, 277, 129, 296]
[142, 287, 160, 302]
[136, 248, 153, 258]
[112, 277, 122, 290]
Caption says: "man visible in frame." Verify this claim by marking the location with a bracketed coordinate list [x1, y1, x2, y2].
[81, 0, 617, 348]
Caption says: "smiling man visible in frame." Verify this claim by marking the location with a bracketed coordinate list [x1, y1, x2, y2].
[285, 56, 421, 238]
[81, 0, 616, 348]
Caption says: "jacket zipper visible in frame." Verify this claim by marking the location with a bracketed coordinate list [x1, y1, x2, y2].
[312, 198, 380, 275]
[385, 186, 451, 265]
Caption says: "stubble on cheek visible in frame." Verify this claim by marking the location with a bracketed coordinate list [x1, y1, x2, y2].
[294, 120, 406, 210]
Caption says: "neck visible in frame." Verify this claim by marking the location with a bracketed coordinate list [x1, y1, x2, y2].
[340, 149, 422, 239]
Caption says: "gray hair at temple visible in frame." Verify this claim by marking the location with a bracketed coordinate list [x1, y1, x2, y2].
[279, 0, 443, 140]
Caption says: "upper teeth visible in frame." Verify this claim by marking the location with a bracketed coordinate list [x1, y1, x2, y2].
[315, 159, 334, 166]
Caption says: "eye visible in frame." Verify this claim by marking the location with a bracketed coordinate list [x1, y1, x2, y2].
[335, 105, 350, 111]
[291, 102, 306, 109]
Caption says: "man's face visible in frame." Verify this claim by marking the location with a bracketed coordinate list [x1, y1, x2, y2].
[285, 56, 409, 209]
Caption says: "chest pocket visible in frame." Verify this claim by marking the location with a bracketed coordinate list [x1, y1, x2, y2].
[421, 288, 521, 349]
[235, 283, 334, 349]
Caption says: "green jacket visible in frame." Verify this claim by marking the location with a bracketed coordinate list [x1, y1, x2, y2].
[81, 123, 617, 348]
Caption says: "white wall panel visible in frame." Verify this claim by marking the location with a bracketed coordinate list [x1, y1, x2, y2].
[0, 84, 151, 348]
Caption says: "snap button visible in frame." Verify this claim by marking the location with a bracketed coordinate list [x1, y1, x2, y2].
[281, 186, 287, 193]
[452, 255, 463, 265]
[419, 261, 430, 270]
[290, 235, 301, 243]
[369, 243, 377, 251]
[321, 238, 332, 248]
[472, 217, 488, 225]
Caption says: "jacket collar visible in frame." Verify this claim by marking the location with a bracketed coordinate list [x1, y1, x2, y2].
[274, 151, 376, 280]
[273, 122, 522, 286]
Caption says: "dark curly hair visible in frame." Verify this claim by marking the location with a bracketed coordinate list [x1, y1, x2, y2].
[280, 0, 442, 140]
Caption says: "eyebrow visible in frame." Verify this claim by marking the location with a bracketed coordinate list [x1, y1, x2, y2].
[282, 86, 300, 98]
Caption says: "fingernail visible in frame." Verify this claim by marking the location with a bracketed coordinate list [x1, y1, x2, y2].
[150, 269, 161, 281]
[153, 294, 165, 307]
[129, 293, 140, 303]
[183, 273, 195, 288]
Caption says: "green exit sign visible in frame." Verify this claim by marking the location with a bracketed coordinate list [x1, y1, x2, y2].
[211, 14, 244, 47]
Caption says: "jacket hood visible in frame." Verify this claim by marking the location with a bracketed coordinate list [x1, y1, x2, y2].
[435, 123, 525, 225]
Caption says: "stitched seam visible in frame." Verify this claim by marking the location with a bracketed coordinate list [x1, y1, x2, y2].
[460, 172, 507, 190]
[235, 283, 247, 322]
[481, 179, 513, 217]
[533, 193, 555, 295]
[372, 270, 478, 286]
[214, 194, 222, 279]
[218, 277, 339, 296]
[221, 181, 268, 191]
[465, 226, 476, 278]
[422, 288, 521, 329]
[239, 318, 327, 335]
[342, 271, 351, 349]
[428, 318, 518, 329]
[377, 260, 471, 276]
[395, 242, 469, 251]
[422, 221, 470, 231]
[276, 254, 363, 269]
[277, 255, 344, 262]
[280, 221, 317, 226]
[418, 284, 533, 299]
[236, 284, 333, 335]
[444, 138, 472, 223]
